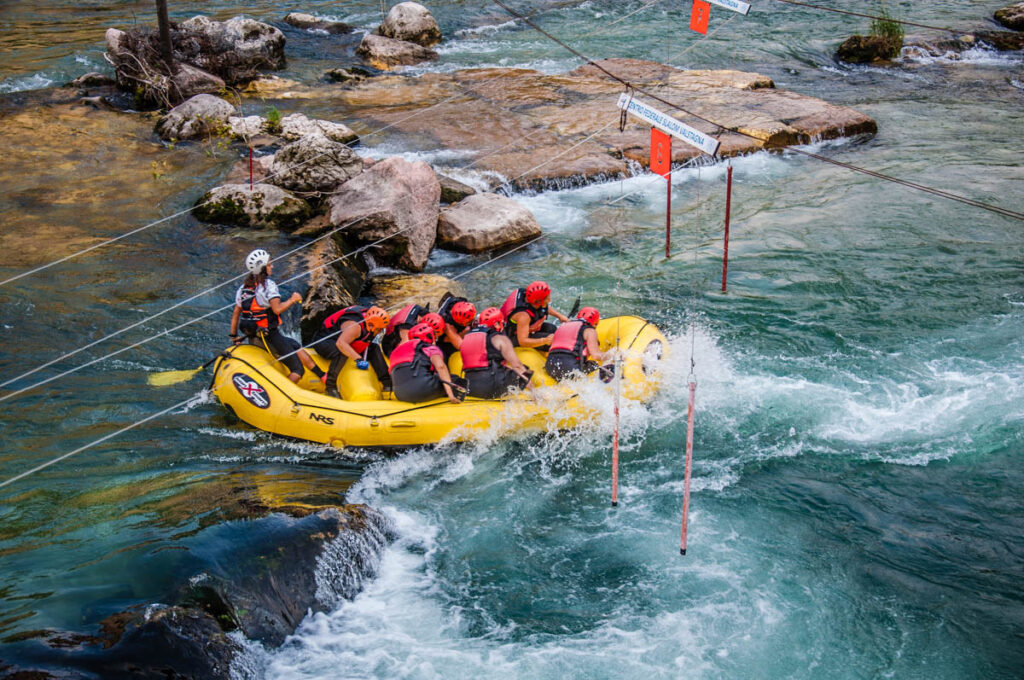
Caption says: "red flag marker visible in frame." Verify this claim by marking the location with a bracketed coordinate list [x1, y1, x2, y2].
[650, 128, 672, 178]
[690, 0, 711, 34]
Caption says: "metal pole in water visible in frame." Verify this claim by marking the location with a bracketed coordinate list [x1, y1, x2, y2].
[722, 164, 732, 292]
[665, 176, 672, 258]
[680, 380, 696, 555]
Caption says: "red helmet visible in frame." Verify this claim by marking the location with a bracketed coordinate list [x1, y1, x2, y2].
[577, 307, 600, 326]
[421, 312, 446, 337]
[409, 322, 436, 343]
[524, 281, 550, 305]
[450, 301, 476, 326]
[479, 307, 505, 331]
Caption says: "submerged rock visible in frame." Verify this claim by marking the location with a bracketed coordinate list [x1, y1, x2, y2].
[369, 273, 465, 311]
[328, 156, 440, 271]
[268, 134, 364, 194]
[438, 192, 541, 253]
[194, 183, 313, 230]
[284, 12, 354, 34]
[837, 34, 902, 63]
[356, 33, 439, 69]
[995, 2, 1024, 30]
[378, 2, 442, 47]
[154, 93, 235, 140]
[324, 66, 374, 83]
[903, 31, 1024, 59]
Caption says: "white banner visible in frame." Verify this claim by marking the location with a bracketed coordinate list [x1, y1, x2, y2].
[707, 0, 751, 16]
[616, 93, 721, 156]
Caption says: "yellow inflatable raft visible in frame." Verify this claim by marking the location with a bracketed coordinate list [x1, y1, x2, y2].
[210, 315, 667, 448]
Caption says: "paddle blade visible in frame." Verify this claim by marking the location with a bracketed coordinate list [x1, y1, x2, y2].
[148, 367, 202, 386]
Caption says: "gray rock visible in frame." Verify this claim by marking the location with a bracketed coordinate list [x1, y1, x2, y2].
[299, 237, 368, 341]
[155, 93, 236, 140]
[280, 112, 359, 145]
[328, 156, 441, 271]
[194, 183, 313, 231]
[437, 174, 477, 204]
[284, 12, 354, 34]
[324, 66, 373, 83]
[379, 2, 442, 47]
[438, 192, 541, 253]
[995, 3, 1024, 30]
[179, 15, 286, 77]
[68, 72, 117, 88]
[268, 134, 364, 194]
[356, 33, 438, 70]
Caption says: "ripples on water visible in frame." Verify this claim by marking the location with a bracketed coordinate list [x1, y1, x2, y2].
[0, 1, 1022, 678]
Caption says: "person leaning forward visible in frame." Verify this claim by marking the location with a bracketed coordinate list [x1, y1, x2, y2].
[460, 307, 534, 399]
[310, 305, 391, 399]
[498, 280, 568, 351]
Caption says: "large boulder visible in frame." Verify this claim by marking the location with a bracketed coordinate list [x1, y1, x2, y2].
[356, 33, 438, 69]
[193, 183, 313, 230]
[299, 236, 368, 341]
[105, 27, 226, 106]
[177, 15, 286, 79]
[155, 93, 235, 140]
[284, 12, 354, 34]
[328, 157, 441, 271]
[437, 192, 542, 253]
[268, 134, 364, 194]
[995, 3, 1024, 30]
[368, 273, 465, 311]
[378, 2, 442, 47]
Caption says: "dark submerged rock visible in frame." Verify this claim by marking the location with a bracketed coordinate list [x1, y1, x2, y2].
[837, 34, 902, 63]
[995, 2, 1024, 30]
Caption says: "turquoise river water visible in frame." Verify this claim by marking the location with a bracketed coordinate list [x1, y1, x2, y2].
[0, 1, 1022, 678]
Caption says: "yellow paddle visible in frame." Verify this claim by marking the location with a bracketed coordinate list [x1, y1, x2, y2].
[148, 354, 223, 386]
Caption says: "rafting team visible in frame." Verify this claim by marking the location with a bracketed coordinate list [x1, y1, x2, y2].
[228, 249, 614, 404]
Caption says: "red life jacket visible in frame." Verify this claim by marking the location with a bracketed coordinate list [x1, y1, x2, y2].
[389, 339, 436, 376]
[460, 328, 506, 370]
[239, 282, 280, 331]
[321, 305, 374, 353]
[499, 288, 547, 334]
[385, 304, 425, 335]
[549, 320, 591, 358]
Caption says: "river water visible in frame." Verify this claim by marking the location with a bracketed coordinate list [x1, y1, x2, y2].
[1, 1, 1022, 678]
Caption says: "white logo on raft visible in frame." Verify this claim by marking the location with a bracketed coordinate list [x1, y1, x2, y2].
[232, 373, 270, 409]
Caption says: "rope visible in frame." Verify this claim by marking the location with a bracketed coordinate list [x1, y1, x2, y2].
[490, 0, 1024, 223]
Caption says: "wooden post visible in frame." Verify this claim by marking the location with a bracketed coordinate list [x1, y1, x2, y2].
[155, 0, 176, 74]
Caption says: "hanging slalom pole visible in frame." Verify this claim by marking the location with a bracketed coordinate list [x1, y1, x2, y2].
[650, 128, 673, 258]
[679, 379, 697, 555]
[248, 147, 254, 190]
[611, 352, 622, 506]
[722, 163, 732, 292]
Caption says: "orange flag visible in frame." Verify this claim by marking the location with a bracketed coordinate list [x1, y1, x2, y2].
[650, 128, 672, 178]
[690, 0, 711, 34]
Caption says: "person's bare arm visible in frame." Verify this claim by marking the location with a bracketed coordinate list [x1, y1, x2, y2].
[334, 322, 365, 361]
[269, 291, 302, 315]
[229, 306, 243, 344]
[513, 311, 551, 348]
[585, 328, 609, 362]
[549, 307, 569, 323]
[443, 324, 463, 349]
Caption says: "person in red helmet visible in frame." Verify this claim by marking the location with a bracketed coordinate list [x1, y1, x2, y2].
[311, 305, 391, 398]
[436, 293, 477, 360]
[460, 307, 534, 399]
[389, 323, 466, 404]
[498, 280, 569, 350]
[544, 306, 613, 381]
[381, 303, 428, 356]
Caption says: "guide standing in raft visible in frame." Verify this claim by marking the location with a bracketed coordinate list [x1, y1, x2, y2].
[229, 249, 324, 385]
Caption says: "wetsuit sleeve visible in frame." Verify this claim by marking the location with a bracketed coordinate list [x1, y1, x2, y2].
[262, 280, 281, 302]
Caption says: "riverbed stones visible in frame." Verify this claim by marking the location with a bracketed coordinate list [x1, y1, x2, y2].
[268, 134, 364, 194]
[194, 183, 312, 230]
[995, 3, 1024, 30]
[328, 157, 440, 271]
[155, 93, 236, 140]
[284, 12, 354, 34]
[438, 192, 541, 253]
[356, 33, 439, 69]
[378, 2, 442, 47]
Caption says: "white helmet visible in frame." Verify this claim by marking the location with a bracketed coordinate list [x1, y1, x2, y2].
[245, 249, 270, 274]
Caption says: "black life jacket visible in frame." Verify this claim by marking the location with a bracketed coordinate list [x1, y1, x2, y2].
[461, 327, 507, 370]
[548, 320, 592, 359]
[238, 281, 280, 334]
[320, 305, 374, 353]
[389, 339, 436, 376]
[499, 288, 548, 335]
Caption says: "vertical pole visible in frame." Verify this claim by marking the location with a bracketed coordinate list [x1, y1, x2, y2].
[679, 380, 696, 555]
[665, 176, 672, 258]
[722, 164, 732, 292]
[155, 0, 176, 74]
[249, 147, 254, 190]
[611, 362, 620, 507]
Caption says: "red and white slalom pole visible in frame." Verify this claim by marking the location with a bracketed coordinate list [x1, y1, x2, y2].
[721, 164, 732, 292]
[679, 379, 697, 555]
[611, 356, 621, 507]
